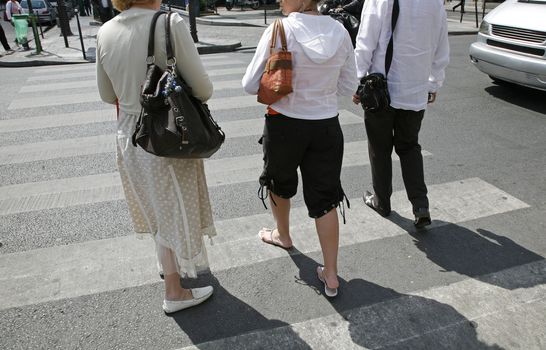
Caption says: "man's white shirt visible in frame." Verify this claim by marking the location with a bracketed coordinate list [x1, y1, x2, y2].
[355, 0, 450, 111]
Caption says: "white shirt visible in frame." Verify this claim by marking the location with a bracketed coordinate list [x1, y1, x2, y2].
[242, 13, 357, 120]
[96, 8, 213, 115]
[355, 0, 450, 111]
[6, 0, 22, 20]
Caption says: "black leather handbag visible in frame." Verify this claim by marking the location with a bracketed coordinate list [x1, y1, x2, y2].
[358, 0, 399, 113]
[132, 11, 225, 158]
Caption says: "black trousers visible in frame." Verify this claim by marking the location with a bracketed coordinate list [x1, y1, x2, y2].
[0, 24, 11, 51]
[364, 106, 429, 213]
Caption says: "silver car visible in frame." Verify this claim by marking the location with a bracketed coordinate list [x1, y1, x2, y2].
[20, 0, 57, 25]
[469, 0, 546, 91]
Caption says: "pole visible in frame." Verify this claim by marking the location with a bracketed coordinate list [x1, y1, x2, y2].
[35, 10, 44, 39]
[57, 0, 74, 48]
[188, 0, 198, 43]
[75, 9, 86, 59]
[26, 1, 42, 53]
[474, 0, 478, 28]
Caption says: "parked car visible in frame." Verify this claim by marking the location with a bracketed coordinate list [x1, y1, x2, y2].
[20, 0, 57, 25]
[469, 0, 546, 91]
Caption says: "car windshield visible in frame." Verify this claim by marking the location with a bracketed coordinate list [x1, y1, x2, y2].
[20, 0, 47, 8]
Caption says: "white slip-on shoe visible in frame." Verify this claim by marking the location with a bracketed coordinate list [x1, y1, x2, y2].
[162, 286, 214, 314]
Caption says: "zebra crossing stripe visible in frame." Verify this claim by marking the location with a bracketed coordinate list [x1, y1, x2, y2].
[8, 92, 102, 110]
[0, 110, 363, 165]
[0, 109, 116, 134]
[25, 66, 247, 83]
[27, 71, 97, 81]
[8, 93, 255, 111]
[19, 80, 99, 93]
[179, 260, 546, 350]
[0, 139, 424, 215]
[0, 178, 530, 311]
[30, 56, 240, 75]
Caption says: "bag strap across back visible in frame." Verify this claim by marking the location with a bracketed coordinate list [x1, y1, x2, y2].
[146, 11, 167, 64]
[385, 0, 399, 77]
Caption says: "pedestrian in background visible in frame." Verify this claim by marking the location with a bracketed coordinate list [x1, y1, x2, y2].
[353, 0, 449, 228]
[5, 0, 30, 50]
[0, 23, 14, 54]
[96, 0, 216, 314]
[242, 0, 357, 297]
[84, 0, 92, 16]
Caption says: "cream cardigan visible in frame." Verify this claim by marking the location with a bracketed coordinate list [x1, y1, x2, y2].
[96, 8, 213, 115]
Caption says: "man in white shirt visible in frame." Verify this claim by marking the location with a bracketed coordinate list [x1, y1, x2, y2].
[354, 0, 449, 228]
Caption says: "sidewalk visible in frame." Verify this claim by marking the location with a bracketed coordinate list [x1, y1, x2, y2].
[0, 7, 481, 67]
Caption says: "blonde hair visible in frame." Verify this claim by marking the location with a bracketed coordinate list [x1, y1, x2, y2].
[112, 0, 155, 12]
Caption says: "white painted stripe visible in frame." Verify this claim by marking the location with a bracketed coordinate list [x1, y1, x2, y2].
[209, 79, 243, 91]
[207, 67, 247, 77]
[0, 178, 530, 310]
[180, 260, 546, 350]
[203, 60, 245, 68]
[0, 110, 363, 165]
[27, 71, 96, 82]
[1, 139, 422, 214]
[0, 134, 115, 166]
[12, 84, 249, 110]
[32, 64, 96, 74]
[8, 92, 102, 110]
[0, 109, 116, 134]
[19, 80, 98, 93]
[208, 95, 257, 111]
[26, 66, 245, 83]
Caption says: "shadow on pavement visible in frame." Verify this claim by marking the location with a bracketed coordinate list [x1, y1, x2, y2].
[288, 250, 504, 349]
[386, 212, 545, 290]
[170, 274, 312, 349]
[485, 83, 546, 115]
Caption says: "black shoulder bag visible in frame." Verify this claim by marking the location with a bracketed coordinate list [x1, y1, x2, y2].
[132, 11, 225, 158]
[357, 0, 399, 112]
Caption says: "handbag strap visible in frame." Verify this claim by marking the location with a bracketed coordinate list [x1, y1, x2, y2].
[269, 19, 288, 54]
[385, 0, 399, 77]
[146, 11, 167, 65]
[165, 11, 175, 67]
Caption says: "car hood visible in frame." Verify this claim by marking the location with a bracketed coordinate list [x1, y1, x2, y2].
[485, 0, 546, 32]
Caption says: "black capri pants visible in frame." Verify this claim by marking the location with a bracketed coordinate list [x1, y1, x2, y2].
[259, 113, 347, 219]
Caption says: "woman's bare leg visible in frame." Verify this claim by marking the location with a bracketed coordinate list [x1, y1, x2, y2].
[315, 209, 339, 289]
[160, 246, 192, 300]
[259, 192, 293, 248]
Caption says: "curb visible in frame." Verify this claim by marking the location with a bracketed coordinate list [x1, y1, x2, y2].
[0, 59, 92, 68]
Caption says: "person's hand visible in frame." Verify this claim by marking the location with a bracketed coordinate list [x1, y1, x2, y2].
[352, 93, 361, 104]
[427, 92, 437, 104]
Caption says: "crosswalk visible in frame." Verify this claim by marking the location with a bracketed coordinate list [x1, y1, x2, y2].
[0, 54, 542, 349]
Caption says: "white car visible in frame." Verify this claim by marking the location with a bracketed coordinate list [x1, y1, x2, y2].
[20, 0, 57, 25]
[469, 0, 546, 91]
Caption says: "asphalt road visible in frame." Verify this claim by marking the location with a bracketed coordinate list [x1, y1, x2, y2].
[0, 34, 545, 349]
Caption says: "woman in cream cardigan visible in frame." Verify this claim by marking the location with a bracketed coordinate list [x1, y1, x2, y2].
[96, 0, 216, 314]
